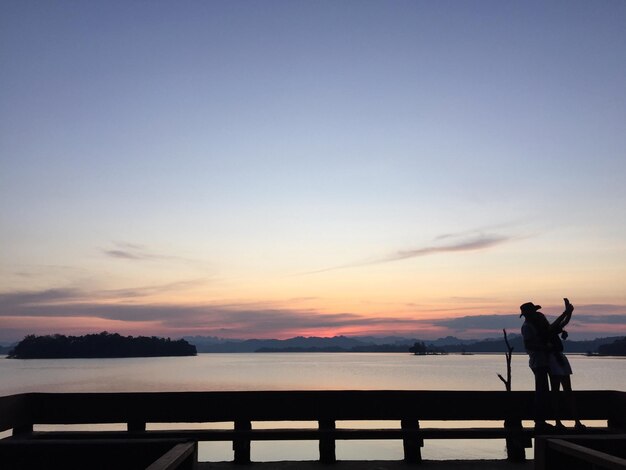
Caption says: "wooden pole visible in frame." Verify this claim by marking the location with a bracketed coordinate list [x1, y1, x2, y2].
[497, 329, 513, 392]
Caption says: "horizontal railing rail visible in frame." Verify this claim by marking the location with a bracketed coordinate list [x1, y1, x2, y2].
[3, 390, 622, 424]
[1, 390, 624, 464]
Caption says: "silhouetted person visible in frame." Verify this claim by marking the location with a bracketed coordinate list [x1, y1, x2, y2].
[520, 302, 553, 432]
[548, 298, 586, 430]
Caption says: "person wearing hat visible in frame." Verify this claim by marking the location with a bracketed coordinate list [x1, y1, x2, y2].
[520, 299, 580, 432]
[520, 301, 553, 432]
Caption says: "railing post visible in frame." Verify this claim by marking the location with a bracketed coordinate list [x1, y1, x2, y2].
[12, 424, 33, 437]
[233, 420, 251, 464]
[127, 421, 146, 432]
[504, 418, 527, 462]
[608, 416, 626, 431]
[401, 419, 422, 463]
[319, 419, 336, 463]
[533, 435, 548, 470]
[608, 391, 626, 431]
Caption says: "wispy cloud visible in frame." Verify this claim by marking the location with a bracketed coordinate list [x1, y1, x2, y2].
[104, 250, 145, 260]
[101, 242, 167, 261]
[0, 288, 80, 309]
[0, 279, 208, 308]
[1, 286, 624, 341]
[0, 288, 419, 339]
[98, 279, 208, 299]
[100, 242, 212, 273]
[391, 234, 509, 260]
[305, 232, 514, 274]
[433, 221, 524, 241]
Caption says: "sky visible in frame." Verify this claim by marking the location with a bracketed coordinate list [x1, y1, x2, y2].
[1, 1, 625, 342]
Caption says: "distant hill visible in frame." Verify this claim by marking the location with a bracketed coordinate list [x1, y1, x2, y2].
[435, 335, 623, 354]
[185, 335, 368, 353]
[257, 343, 412, 353]
[597, 337, 626, 356]
[185, 334, 624, 354]
[557, 336, 624, 353]
[8, 332, 196, 359]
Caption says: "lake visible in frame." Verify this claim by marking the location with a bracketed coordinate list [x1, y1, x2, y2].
[1, 353, 624, 461]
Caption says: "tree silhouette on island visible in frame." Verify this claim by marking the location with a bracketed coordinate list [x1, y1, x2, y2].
[409, 341, 445, 355]
[8, 332, 196, 359]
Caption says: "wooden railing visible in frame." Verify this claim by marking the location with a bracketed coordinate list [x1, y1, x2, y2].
[1, 390, 625, 465]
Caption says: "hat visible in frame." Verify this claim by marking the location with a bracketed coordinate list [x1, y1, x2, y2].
[520, 302, 541, 317]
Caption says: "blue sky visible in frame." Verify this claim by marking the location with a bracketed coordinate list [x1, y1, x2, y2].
[1, 1, 625, 341]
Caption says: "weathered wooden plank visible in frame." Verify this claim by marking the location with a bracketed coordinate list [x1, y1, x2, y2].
[145, 442, 197, 470]
[541, 438, 626, 470]
[7, 390, 618, 426]
[15, 391, 533, 423]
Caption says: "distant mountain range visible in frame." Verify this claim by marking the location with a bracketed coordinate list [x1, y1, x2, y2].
[3, 334, 622, 356]
[184, 334, 625, 354]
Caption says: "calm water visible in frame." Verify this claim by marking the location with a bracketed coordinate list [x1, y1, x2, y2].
[1, 353, 624, 461]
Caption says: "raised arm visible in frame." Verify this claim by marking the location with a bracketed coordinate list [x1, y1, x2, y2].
[550, 298, 574, 333]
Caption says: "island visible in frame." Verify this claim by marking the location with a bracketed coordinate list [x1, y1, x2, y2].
[7, 332, 197, 359]
[409, 341, 446, 355]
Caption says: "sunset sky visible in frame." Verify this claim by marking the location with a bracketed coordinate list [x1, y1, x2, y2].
[1, 1, 625, 342]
